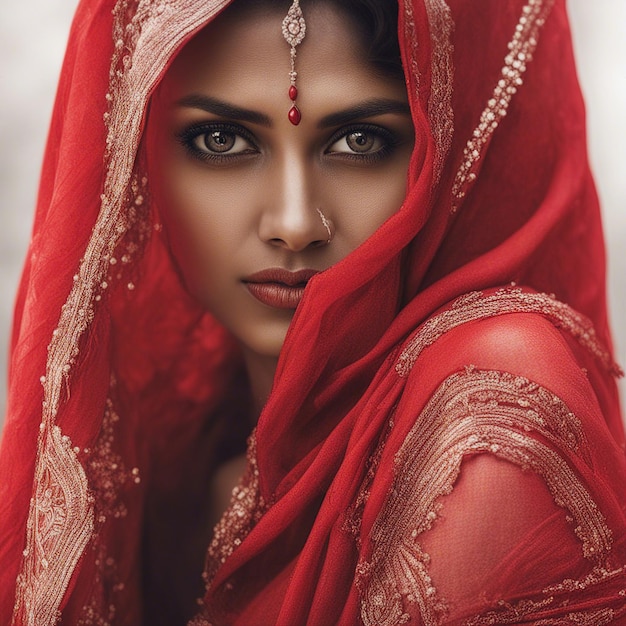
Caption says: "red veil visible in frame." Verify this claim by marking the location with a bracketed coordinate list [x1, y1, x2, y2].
[1, 0, 625, 624]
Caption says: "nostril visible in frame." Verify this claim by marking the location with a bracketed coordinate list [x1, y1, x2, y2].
[260, 208, 334, 251]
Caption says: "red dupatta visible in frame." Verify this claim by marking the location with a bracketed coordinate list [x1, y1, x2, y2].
[1, 0, 624, 624]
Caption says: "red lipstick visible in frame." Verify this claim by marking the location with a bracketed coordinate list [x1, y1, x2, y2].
[243, 268, 319, 309]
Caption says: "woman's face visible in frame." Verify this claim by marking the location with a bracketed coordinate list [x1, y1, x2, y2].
[146, 2, 414, 359]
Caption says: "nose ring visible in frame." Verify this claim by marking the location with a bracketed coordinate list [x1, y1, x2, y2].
[316, 209, 333, 245]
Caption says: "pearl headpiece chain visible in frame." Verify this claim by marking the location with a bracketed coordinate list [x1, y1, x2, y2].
[282, 0, 306, 125]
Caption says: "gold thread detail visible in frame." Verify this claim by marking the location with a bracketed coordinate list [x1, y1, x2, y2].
[193, 432, 267, 623]
[402, 0, 454, 185]
[395, 287, 621, 378]
[13, 1, 230, 623]
[451, 0, 556, 211]
[465, 580, 622, 625]
[12, 426, 94, 626]
[358, 368, 615, 626]
[425, 0, 454, 183]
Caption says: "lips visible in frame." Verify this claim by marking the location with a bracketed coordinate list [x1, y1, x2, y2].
[243, 268, 319, 309]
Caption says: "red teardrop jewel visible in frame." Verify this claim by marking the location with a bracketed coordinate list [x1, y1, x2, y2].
[288, 105, 301, 125]
[283, 1, 305, 126]
[288, 84, 300, 125]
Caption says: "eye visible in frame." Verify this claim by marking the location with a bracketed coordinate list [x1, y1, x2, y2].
[193, 129, 253, 155]
[330, 130, 380, 154]
[178, 123, 258, 161]
[325, 125, 394, 160]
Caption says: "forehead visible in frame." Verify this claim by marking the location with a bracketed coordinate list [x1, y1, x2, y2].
[158, 3, 406, 108]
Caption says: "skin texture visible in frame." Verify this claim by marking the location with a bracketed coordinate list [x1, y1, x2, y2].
[146, 2, 414, 408]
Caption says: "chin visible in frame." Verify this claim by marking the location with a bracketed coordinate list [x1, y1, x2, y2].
[238, 325, 289, 360]
[247, 336, 286, 360]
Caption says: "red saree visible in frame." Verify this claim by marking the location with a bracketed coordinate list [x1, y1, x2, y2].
[1, 0, 625, 624]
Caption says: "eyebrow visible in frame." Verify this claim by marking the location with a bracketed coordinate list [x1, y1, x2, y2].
[175, 94, 411, 128]
[175, 94, 272, 127]
[318, 99, 411, 128]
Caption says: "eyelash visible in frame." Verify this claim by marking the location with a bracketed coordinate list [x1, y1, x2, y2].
[177, 122, 258, 164]
[176, 122, 398, 165]
[324, 124, 397, 163]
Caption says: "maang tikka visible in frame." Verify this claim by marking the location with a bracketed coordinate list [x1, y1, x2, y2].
[282, 0, 306, 125]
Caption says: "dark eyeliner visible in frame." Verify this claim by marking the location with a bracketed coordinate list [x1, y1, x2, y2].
[324, 123, 398, 163]
[176, 121, 258, 163]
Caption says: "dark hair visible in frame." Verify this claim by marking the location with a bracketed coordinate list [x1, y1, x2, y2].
[232, 0, 403, 79]
[334, 0, 403, 79]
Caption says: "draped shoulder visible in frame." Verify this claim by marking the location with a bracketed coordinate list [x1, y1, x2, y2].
[355, 290, 626, 625]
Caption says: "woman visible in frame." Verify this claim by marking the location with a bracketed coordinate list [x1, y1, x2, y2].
[1, 0, 624, 624]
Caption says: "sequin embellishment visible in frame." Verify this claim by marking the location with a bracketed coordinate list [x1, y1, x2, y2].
[192, 433, 267, 623]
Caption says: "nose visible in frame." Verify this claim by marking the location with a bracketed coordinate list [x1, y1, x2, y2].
[258, 156, 332, 252]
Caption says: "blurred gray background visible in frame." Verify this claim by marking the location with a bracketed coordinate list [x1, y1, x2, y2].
[1, 1, 624, 426]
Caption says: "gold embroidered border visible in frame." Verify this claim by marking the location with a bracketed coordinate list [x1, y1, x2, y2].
[402, 0, 454, 185]
[424, 0, 454, 183]
[13, 1, 230, 624]
[395, 287, 621, 378]
[12, 426, 93, 626]
[202, 432, 266, 587]
[358, 368, 615, 626]
[193, 433, 267, 623]
[402, 0, 421, 109]
[451, 0, 556, 211]
[466, 586, 621, 625]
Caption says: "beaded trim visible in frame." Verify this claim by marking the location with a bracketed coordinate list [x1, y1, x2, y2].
[12, 1, 229, 624]
[395, 287, 621, 378]
[451, 0, 555, 211]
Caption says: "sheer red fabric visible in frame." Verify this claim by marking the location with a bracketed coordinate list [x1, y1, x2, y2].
[1, 0, 624, 625]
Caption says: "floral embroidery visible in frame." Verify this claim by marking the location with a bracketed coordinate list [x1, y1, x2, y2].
[13, 2, 230, 624]
[12, 426, 94, 626]
[357, 368, 616, 626]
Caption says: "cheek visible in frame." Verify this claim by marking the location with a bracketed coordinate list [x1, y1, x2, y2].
[332, 162, 409, 247]
[151, 160, 242, 294]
